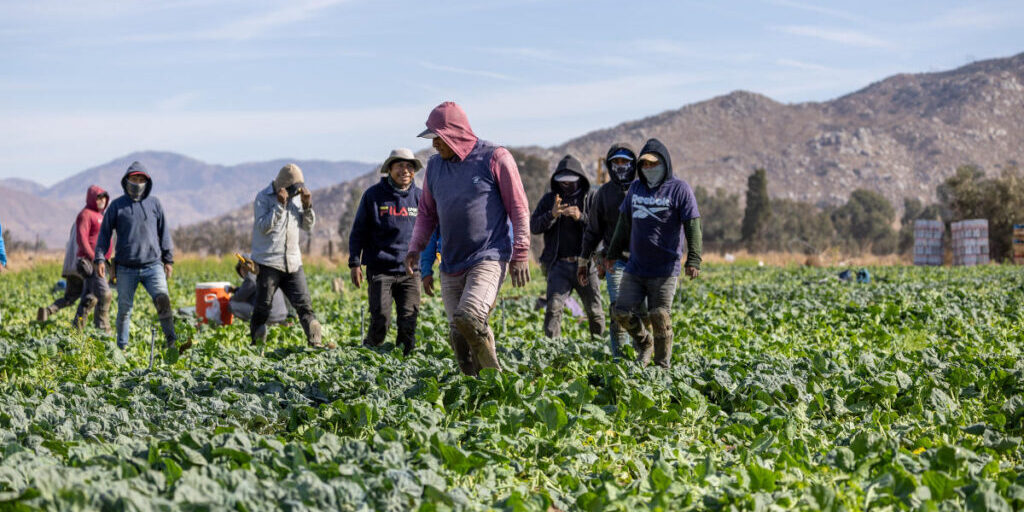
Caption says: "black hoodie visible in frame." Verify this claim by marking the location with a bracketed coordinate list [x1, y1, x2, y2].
[607, 139, 702, 277]
[530, 155, 595, 269]
[94, 161, 173, 267]
[579, 142, 637, 260]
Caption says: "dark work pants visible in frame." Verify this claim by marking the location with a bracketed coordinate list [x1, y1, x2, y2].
[75, 259, 111, 330]
[251, 265, 317, 341]
[53, 275, 84, 309]
[365, 271, 421, 350]
[612, 271, 678, 368]
[543, 259, 605, 338]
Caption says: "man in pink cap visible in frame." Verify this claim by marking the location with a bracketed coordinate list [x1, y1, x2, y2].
[405, 101, 531, 376]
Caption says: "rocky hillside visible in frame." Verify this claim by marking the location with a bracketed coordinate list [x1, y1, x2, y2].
[529, 52, 1024, 210]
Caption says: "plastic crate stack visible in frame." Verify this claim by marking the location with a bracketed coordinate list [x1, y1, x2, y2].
[913, 219, 944, 266]
[1014, 224, 1024, 265]
[951, 219, 990, 266]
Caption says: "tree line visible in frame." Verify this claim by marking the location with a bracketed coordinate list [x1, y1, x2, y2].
[704, 164, 1024, 261]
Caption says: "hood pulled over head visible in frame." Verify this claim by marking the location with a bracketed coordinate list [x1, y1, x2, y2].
[550, 155, 589, 198]
[120, 161, 152, 202]
[636, 138, 674, 188]
[85, 185, 109, 212]
[421, 102, 479, 161]
[605, 142, 637, 188]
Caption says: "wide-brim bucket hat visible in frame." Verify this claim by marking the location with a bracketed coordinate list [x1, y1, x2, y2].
[380, 148, 423, 174]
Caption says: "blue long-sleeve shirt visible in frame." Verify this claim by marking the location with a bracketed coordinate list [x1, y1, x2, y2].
[420, 230, 441, 278]
[0, 217, 7, 266]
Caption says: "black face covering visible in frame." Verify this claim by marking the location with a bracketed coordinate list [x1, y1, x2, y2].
[610, 162, 635, 187]
[286, 183, 304, 197]
[554, 174, 581, 197]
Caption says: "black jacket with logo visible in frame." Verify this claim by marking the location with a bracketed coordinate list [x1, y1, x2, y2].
[348, 178, 422, 275]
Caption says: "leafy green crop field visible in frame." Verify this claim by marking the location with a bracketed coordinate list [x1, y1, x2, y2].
[0, 260, 1022, 511]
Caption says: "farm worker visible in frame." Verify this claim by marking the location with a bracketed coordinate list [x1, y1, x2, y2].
[250, 163, 330, 349]
[228, 254, 292, 324]
[605, 139, 702, 368]
[578, 143, 640, 356]
[36, 223, 85, 324]
[419, 228, 441, 296]
[348, 148, 428, 356]
[530, 155, 605, 338]
[71, 186, 113, 331]
[95, 162, 185, 352]
[405, 101, 531, 376]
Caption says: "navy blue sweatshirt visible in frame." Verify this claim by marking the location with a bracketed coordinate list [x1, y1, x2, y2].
[348, 177, 424, 275]
[95, 162, 174, 268]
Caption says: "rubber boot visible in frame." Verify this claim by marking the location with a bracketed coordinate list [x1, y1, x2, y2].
[649, 309, 673, 369]
[613, 306, 653, 366]
[75, 295, 98, 330]
[305, 319, 333, 349]
[94, 291, 112, 333]
[448, 328, 478, 376]
[37, 304, 58, 322]
[454, 312, 501, 374]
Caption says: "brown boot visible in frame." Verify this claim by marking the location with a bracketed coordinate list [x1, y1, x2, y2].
[94, 292, 112, 333]
[454, 313, 501, 373]
[448, 328, 479, 376]
[75, 295, 98, 330]
[37, 304, 58, 322]
[649, 309, 674, 369]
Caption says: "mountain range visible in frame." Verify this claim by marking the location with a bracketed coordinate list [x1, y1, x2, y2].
[5, 51, 1023, 254]
[529, 52, 1024, 210]
[0, 152, 374, 248]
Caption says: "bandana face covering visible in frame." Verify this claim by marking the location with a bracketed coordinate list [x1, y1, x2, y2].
[610, 162, 635, 186]
[641, 163, 667, 188]
[126, 181, 146, 201]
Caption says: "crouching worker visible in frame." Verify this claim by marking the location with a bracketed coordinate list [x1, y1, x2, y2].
[95, 162, 185, 352]
[228, 254, 292, 324]
[348, 149, 425, 356]
[605, 139, 702, 368]
[250, 164, 330, 349]
[530, 155, 604, 338]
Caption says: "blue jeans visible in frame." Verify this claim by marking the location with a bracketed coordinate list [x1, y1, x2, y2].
[115, 263, 173, 349]
[606, 260, 629, 356]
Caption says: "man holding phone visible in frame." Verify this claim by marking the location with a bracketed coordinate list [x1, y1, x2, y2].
[250, 163, 328, 349]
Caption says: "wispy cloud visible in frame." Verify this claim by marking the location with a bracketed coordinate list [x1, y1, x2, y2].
[767, 0, 866, 22]
[774, 25, 892, 48]
[418, 62, 515, 81]
[117, 0, 350, 43]
[484, 46, 635, 69]
[776, 58, 833, 72]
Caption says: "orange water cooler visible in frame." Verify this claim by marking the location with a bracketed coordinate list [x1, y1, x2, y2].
[195, 282, 234, 325]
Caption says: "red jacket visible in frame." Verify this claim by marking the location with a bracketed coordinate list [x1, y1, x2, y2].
[75, 185, 112, 260]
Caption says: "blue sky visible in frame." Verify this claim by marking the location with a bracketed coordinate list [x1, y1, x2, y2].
[2, 0, 1023, 185]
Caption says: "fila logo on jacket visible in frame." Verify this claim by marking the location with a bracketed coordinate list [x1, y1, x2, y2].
[379, 206, 419, 217]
